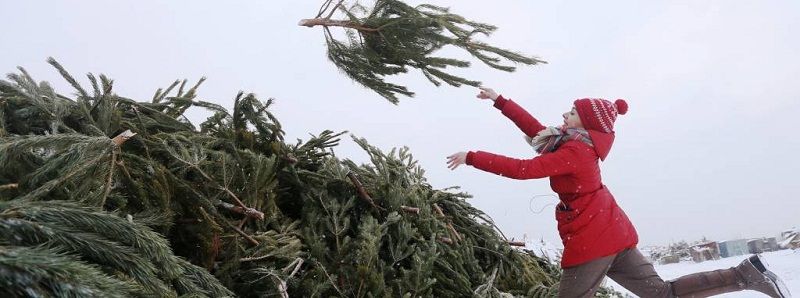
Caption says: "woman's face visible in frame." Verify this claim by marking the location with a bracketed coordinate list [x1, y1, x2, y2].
[563, 107, 583, 129]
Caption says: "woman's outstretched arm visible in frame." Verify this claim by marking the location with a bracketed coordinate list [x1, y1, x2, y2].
[447, 142, 581, 179]
[478, 87, 547, 138]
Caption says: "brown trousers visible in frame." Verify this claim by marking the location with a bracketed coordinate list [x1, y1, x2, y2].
[558, 248, 674, 298]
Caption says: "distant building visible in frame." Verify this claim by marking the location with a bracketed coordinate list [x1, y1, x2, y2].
[748, 238, 780, 253]
[690, 242, 720, 263]
[781, 228, 798, 240]
[719, 239, 749, 258]
[765, 237, 780, 251]
[659, 254, 681, 265]
[780, 230, 800, 249]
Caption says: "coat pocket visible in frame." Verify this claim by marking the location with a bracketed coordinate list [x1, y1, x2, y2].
[555, 206, 574, 221]
[555, 204, 580, 236]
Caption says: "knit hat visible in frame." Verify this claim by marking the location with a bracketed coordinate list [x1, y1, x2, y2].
[573, 98, 628, 133]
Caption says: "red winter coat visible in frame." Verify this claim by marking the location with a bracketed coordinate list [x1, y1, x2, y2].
[465, 96, 638, 268]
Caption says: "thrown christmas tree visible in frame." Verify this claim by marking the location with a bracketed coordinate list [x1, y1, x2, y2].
[299, 0, 546, 103]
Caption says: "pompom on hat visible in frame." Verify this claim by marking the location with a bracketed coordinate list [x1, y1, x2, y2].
[573, 98, 628, 133]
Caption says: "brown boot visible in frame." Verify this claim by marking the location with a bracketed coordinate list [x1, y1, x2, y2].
[745, 254, 792, 298]
[670, 254, 791, 297]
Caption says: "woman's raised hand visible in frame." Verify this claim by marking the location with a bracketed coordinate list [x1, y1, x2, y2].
[446, 152, 468, 170]
[476, 87, 499, 101]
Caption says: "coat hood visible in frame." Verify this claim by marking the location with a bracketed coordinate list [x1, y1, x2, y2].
[588, 130, 615, 161]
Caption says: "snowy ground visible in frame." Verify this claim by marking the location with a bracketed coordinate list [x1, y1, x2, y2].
[605, 249, 799, 297]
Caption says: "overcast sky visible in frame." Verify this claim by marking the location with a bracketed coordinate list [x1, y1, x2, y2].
[2, 1, 799, 248]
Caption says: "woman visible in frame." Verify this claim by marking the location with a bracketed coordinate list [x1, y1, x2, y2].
[446, 87, 790, 298]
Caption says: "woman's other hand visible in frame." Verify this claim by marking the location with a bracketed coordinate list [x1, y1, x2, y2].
[447, 152, 468, 170]
[477, 87, 499, 101]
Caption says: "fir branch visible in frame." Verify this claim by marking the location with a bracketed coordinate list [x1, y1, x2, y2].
[0, 183, 18, 191]
[227, 220, 260, 246]
[87, 73, 102, 98]
[315, 0, 335, 18]
[0, 245, 141, 297]
[299, 18, 380, 32]
[303, 0, 546, 102]
[161, 136, 262, 218]
[46, 57, 89, 100]
[0, 200, 233, 296]
[46, 58, 106, 136]
[508, 241, 526, 247]
[400, 205, 420, 214]
[216, 200, 265, 220]
[0, 216, 174, 295]
[346, 172, 385, 212]
[433, 203, 462, 242]
[324, 0, 345, 19]
[174, 257, 236, 297]
[153, 80, 181, 104]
